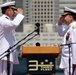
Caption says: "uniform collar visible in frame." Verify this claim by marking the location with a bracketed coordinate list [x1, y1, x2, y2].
[2, 14, 11, 20]
[65, 21, 76, 30]
[69, 21, 76, 27]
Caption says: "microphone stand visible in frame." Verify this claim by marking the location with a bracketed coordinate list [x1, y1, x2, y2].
[0, 29, 37, 57]
[0, 28, 39, 75]
[7, 48, 10, 75]
[68, 44, 71, 75]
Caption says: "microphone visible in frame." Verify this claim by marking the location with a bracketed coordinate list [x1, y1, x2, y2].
[35, 23, 40, 35]
[35, 42, 40, 46]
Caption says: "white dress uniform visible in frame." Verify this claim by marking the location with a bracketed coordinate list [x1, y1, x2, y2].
[56, 22, 73, 75]
[56, 7, 76, 75]
[70, 24, 76, 75]
[0, 14, 24, 63]
[0, 1, 25, 75]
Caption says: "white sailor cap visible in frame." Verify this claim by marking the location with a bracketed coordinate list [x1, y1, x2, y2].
[62, 7, 76, 16]
[0, 1, 17, 10]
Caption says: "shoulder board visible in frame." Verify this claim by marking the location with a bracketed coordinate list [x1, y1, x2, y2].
[72, 25, 76, 29]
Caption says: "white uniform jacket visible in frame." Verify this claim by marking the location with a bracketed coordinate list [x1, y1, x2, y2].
[56, 21, 76, 68]
[0, 14, 24, 64]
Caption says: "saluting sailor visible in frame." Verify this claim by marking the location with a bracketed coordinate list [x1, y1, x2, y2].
[0, 1, 24, 75]
[56, 7, 76, 75]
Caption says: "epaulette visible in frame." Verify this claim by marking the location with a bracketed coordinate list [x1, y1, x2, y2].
[5, 17, 9, 19]
[72, 25, 76, 29]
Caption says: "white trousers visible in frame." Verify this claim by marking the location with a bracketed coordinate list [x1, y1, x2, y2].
[0, 60, 13, 75]
[73, 68, 76, 75]
[64, 68, 72, 75]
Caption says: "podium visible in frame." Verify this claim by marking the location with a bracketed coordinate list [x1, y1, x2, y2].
[22, 46, 60, 75]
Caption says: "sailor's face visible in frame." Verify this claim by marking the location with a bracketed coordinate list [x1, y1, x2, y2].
[6, 8, 14, 19]
[64, 15, 73, 25]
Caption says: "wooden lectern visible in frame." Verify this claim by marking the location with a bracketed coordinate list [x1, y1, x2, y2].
[22, 46, 60, 75]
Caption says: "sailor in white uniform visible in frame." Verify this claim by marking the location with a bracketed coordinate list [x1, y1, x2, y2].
[56, 7, 76, 75]
[0, 1, 24, 75]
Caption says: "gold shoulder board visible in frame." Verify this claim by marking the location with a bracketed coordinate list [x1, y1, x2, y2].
[72, 25, 76, 29]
